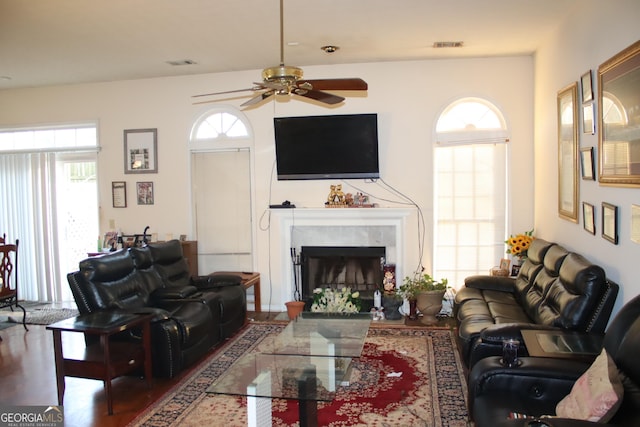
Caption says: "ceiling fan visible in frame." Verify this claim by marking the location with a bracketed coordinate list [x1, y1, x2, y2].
[192, 0, 368, 108]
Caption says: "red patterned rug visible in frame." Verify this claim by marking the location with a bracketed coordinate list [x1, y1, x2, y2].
[128, 323, 470, 427]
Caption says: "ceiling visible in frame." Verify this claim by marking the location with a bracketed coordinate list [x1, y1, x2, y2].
[0, 0, 579, 91]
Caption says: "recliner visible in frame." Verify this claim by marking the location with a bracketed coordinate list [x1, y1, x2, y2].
[67, 240, 246, 378]
[467, 294, 640, 427]
[454, 238, 619, 368]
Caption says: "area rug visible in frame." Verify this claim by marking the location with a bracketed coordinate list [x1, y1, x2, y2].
[0, 307, 79, 325]
[129, 323, 470, 427]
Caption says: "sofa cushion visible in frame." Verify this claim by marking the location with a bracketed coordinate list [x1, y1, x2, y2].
[513, 239, 554, 297]
[534, 253, 606, 330]
[147, 240, 192, 288]
[556, 348, 623, 422]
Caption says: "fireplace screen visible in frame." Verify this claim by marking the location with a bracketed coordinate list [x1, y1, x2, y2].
[300, 246, 385, 301]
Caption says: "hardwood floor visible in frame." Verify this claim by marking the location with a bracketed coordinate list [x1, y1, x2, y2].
[0, 310, 276, 427]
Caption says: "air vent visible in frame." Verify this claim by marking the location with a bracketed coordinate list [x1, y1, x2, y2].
[433, 41, 464, 48]
[166, 59, 197, 66]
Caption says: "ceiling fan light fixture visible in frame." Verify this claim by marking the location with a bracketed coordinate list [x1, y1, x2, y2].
[262, 65, 304, 82]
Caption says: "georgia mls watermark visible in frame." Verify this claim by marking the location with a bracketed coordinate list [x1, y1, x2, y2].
[0, 406, 64, 427]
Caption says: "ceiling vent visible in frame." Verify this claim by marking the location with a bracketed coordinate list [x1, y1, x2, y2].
[433, 41, 464, 48]
[166, 59, 197, 66]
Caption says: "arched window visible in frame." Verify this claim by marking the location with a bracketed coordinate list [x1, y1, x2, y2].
[434, 98, 509, 289]
[191, 110, 250, 141]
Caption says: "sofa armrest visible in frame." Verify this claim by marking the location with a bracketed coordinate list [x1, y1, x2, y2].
[151, 285, 199, 300]
[480, 323, 560, 344]
[468, 356, 591, 417]
[194, 274, 242, 290]
[464, 274, 516, 292]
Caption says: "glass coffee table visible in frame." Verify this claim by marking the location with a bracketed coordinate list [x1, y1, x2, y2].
[207, 312, 372, 427]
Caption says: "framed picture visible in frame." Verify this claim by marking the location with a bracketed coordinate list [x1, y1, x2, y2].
[580, 147, 595, 180]
[124, 128, 158, 174]
[103, 231, 118, 251]
[632, 204, 640, 244]
[557, 82, 579, 222]
[499, 258, 511, 272]
[582, 202, 595, 235]
[582, 101, 595, 135]
[111, 181, 127, 208]
[136, 181, 154, 205]
[602, 202, 618, 244]
[581, 70, 593, 103]
[598, 41, 640, 186]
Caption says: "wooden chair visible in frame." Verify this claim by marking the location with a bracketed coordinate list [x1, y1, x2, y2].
[0, 239, 28, 341]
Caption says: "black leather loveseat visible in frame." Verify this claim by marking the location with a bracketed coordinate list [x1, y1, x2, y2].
[467, 293, 640, 427]
[67, 240, 246, 378]
[454, 238, 619, 368]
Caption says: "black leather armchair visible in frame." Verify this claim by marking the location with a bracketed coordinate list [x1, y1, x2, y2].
[467, 294, 640, 427]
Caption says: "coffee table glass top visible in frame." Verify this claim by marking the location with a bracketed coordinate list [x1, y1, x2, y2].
[268, 312, 372, 357]
[206, 353, 353, 401]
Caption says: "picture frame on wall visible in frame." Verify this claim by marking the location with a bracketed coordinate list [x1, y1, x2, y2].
[557, 82, 579, 222]
[582, 202, 595, 235]
[111, 181, 127, 208]
[136, 181, 154, 205]
[602, 202, 618, 244]
[598, 41, 640, 186]
[580, 147, 595, 180]
[581, 70, 593, 103]
[124, 128, 158, 174]
[582, 102, 595, 135]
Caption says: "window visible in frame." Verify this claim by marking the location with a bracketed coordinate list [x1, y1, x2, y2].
[434, 98, 508, 289]
[0, 124, 98, 301]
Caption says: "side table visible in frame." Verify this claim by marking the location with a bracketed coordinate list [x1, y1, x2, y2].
[46, 312, 153, 415]
[521, 329, 603, 362]
[212, 271, 261, 312]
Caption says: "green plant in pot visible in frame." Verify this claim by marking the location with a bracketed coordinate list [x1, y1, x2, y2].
[401, 273, 449, 325]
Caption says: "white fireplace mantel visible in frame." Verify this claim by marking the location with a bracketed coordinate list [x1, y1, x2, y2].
[268, 207, 412, 308]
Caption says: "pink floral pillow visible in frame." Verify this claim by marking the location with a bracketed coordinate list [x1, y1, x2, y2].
[556, 348, 624, 422]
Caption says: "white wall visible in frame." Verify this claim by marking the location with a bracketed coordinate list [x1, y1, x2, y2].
[0, 56, 534, 309]
[534, 0, 640, 312]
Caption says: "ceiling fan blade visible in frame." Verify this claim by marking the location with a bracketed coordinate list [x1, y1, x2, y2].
[192, 87, 261, 98]
[293, 88, 345, 105]
[241, 90, 275, 107]
[297, 78, 368, 91]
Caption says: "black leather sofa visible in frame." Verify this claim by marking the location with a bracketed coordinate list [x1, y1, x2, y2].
[467, 293, 640, 427]
[454, 238, 619, 368]
[67, 240, 246, 378]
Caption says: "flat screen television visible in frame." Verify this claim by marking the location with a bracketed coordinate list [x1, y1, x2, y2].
[274, 113, 379, 180]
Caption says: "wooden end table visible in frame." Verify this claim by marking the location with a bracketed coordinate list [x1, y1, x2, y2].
[212, 271, 261, 312]
[46, 312, 153, 415]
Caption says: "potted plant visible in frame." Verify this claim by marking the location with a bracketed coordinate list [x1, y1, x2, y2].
[401, 273, 449, 325]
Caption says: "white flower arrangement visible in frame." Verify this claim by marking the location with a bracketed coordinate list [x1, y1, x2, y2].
[310, 287, 362, 313]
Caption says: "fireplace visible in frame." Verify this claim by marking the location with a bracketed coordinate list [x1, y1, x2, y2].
[300, 246, 385, 308]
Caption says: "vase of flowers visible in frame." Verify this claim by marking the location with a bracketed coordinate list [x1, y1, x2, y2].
[506, 229, 535, 265]
[310, 287, 362, 313]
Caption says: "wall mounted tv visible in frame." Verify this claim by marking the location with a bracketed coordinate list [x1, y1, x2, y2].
[274, 113, 379, 180]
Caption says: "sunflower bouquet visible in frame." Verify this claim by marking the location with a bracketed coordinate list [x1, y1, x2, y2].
[505, 230, 534, 261]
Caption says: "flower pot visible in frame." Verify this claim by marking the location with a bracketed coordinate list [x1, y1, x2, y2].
[382, 295, 403, 320]
[416, 290, 445, 325]
[285, 301, 305, 320]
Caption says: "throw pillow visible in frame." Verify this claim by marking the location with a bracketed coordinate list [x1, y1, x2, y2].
[555, 348, 623, 422]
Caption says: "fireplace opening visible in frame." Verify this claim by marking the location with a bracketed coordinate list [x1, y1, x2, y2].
[300, 246, 385, 310]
